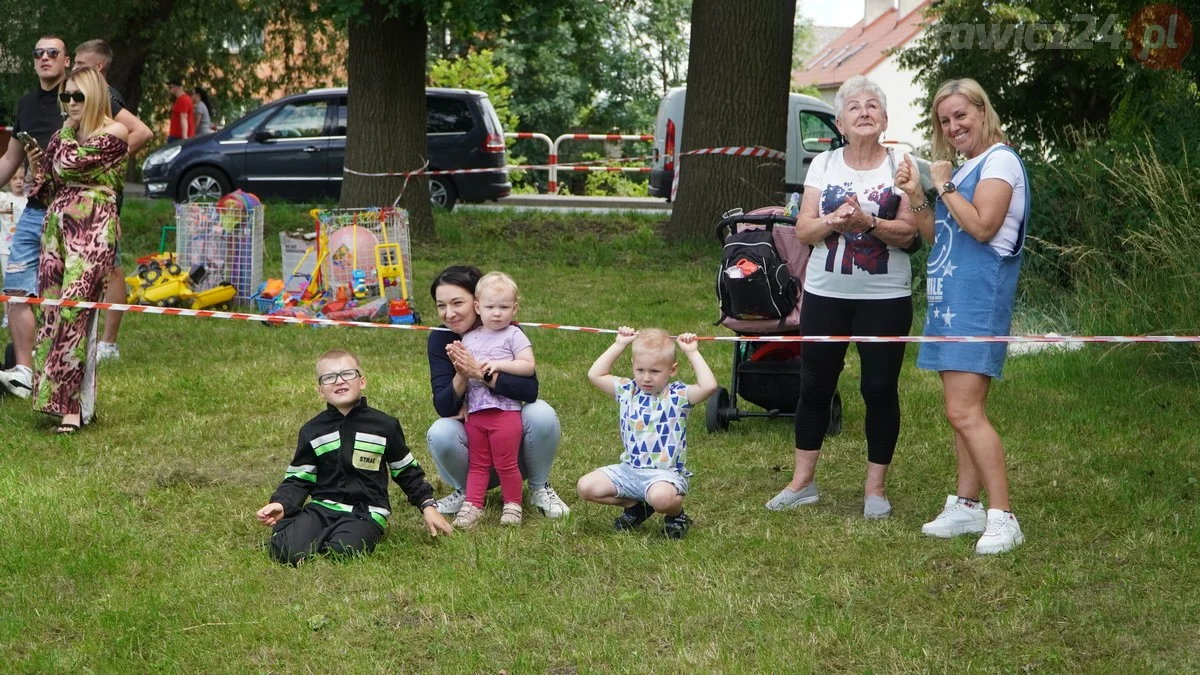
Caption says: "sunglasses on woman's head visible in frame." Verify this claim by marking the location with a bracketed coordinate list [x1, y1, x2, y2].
[32, 48, 62, 59]
[59, 91, 85, 104]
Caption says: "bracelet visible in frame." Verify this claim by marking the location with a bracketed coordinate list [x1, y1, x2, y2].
[908, 199, 929, 213]
[866, 214, 877, 233]
[420, 499, 437, 511]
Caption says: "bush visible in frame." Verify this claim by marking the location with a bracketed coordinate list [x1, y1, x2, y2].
[1028, 142, 1200, 362]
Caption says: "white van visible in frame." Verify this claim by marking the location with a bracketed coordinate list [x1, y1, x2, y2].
[648, 86, 844, 201]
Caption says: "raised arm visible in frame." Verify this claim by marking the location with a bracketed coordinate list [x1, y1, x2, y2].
[677, 333, 717, 405]
[931, 159, 1014, 244]
[115, 108, 153, 155]
[589, 326, 637, 397]
[896, 154, 933, 243]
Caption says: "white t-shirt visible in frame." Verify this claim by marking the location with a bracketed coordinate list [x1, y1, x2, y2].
[952, 143, 1026, 255]
[802, 147, 912, 300]
[0, 192, 27, 256]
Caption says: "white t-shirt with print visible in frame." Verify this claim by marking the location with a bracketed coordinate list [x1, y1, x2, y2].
[803, 148, 912, 300]
[951, 143, 1026, 256]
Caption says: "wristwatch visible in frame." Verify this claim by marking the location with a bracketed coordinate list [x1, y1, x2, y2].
[483, 369, 496, 383]
[420, 499, 438, 511]
[941, 181, 957, 195]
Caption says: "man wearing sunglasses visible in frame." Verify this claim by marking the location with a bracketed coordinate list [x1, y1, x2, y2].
[0, 36, 72, 398]
[74, 39, 155, 363]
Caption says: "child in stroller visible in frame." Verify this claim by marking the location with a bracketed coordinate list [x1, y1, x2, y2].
[706, 206, 843, 436]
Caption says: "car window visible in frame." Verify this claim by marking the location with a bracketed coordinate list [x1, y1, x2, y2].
[427, 97, 474, 134]
[224, 107, 276, 141]
[262, 100, 330, 139]
[800, 111, 842, 152]
[334, 98, 347, 136]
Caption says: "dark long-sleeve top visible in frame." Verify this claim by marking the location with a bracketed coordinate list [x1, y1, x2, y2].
[270, 397, 434, 527]
[427, 326, 538, 418]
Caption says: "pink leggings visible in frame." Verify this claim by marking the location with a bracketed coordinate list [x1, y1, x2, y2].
[465, 408, 524, 508]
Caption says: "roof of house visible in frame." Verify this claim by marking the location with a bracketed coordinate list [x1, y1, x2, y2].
[793, 0, 932, 89]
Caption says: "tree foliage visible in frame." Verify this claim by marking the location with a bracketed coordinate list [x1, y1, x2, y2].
[0, 1, 342, 139]
[896, 0, 1198, 153]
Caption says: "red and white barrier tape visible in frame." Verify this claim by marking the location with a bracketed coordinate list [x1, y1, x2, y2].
[4, 296, 1199, 343]
[344, 145, 785, 179]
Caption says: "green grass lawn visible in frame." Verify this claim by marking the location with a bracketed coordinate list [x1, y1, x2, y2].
[1, 203, 1197, 672]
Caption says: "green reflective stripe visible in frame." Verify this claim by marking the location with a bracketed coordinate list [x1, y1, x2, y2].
[285, 464, 317, 483]
[370, 512, 387, 529]
[310, 431, 341, 456]
[353, 440, 385, 454]
[314, 440, 340, 456]
[312, 499, 353, 513]
[388, 453, 416, 477]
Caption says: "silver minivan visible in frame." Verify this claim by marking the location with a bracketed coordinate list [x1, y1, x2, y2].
[648, 86, 843, 201]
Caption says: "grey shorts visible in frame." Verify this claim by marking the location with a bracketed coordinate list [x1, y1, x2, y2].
[598, 463, 689, 501]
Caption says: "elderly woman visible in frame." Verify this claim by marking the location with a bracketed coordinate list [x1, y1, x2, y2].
[766, 75, 918, 519]
[894, 78, 1029, 555]
[425, 265, 570, 518]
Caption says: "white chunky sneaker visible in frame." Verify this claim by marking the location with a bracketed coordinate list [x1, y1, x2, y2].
[0, 364, 33, 399]
[921, 494, 986, 538]
[975, 509, 1025, 555]
[435, 488, 466, 516]
[530, 483, 570, 518]
[97, 342, 121, 361]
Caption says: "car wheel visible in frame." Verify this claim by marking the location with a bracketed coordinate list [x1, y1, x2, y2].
[428, 177, 458, 210]
[178, 167, 231, 203]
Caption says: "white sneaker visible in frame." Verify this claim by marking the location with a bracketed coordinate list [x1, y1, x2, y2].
[0, 364, 33, 399]
[436, 488, 465, 516]
[530, 483, 570, 518]
[97, 342, 120, 361]
[976, 509, 1024, 555]
[921, 494, 986, 538]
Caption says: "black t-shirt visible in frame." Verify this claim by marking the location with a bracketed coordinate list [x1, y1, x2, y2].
[108, 85, 125, 118]
[12, 84, 62, 151]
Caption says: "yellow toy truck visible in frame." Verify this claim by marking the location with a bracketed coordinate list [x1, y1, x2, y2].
[126, 254, 238, 310]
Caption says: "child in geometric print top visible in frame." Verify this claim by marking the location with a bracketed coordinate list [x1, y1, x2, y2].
[255, 349, 452, 565]
[578, 326, 717, 539]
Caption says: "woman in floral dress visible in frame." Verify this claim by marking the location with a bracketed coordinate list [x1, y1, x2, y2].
[28, 66, 128, 433]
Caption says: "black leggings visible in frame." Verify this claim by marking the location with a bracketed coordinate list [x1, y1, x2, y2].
[269, 505, 383, 566]
[794, 291, 912, 464]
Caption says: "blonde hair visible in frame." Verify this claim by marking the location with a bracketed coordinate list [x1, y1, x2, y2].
[63, 66, 114, 140]
[476, 271, 519, 301]
[631, 328, 675, 363]
[930, 78, 1007, 162]
[316, 348, 361, 374]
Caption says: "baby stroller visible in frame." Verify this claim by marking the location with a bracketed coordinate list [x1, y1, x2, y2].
[705, 206, 843, 435]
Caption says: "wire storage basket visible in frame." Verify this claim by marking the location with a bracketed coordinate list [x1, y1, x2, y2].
[175, 202, 264, 305]
[313, 207, 412, 302]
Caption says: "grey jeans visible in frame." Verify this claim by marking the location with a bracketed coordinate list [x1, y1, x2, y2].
[425, 400, 561, 491]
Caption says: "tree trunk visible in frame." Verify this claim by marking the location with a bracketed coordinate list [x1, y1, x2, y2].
[667, 0, 796, 242]
[341, 0, 434, 238]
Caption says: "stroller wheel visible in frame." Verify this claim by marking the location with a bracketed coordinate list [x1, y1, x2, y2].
[706, 387, 731, 433]
[826, 390, 844, 437]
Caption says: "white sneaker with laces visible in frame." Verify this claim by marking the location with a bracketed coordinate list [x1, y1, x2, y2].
[97, 342, 120, 361]
[530, 483, 570, 518]
[921, 494, 986, 538]
[0, 364, 33, 399]
[436, 488, 466, 516]
[975, 508, 1024, 555]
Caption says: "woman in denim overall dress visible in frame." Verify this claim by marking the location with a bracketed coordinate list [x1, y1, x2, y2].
[895, 78, 1030, 555]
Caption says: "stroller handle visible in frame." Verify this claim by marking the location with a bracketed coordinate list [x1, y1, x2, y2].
[715, 213, 797, 243]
